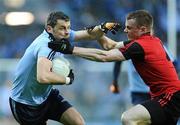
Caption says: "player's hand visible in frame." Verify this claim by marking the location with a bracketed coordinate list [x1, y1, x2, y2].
[85, 25, 96, 34]
[110, 83, 120, 94]
[66, 69, 74, 85]
[100, 22, 121, 34]
[48, 38, 74, 54]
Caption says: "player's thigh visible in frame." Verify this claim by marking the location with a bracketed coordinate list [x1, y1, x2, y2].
[9, 98, 48, 125]
[60, 107, 85, 125]
[122, 104, 151, 124]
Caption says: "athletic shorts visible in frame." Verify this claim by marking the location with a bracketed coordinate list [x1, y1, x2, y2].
[142, 91, 180, 125]
[131, 92, 151, 105]
[9, 89, 72, 125]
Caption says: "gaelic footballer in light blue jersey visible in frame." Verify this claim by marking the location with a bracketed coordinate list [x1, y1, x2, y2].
[9, 11, 107, 125]
[11, 30, 75, 105]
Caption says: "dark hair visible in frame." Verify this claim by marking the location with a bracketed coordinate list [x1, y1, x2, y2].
[46, 11, 70, 28]
[126, 10, 153, 29]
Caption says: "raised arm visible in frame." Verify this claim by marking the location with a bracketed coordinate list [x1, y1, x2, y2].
[73, 22, 121, 41]
[98, 36, 117, 50]
[73, 26, 104, 41]
[48, 38, 130, 62]
[98, 36, 131, 50]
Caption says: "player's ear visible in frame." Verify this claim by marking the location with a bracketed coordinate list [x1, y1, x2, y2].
[140, 26, 148, 34]
[46, 25, 53, 34]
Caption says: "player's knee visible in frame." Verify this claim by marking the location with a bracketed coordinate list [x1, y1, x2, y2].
[121, 111, 133, 125]
[61, 107, 85, 125]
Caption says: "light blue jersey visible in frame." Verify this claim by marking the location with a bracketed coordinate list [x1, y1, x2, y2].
[127, 60, 150, 93]
[127, 45, 174, 93]
[11, 30, 75, 106]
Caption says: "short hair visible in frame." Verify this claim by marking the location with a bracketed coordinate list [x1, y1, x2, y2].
[46, 11, 70, 28]
[126, 10, 153, 29]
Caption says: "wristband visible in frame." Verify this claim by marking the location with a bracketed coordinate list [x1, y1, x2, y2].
[115, 41, 124, 49]
[97, 25, 102, 32]
[115, 40, 131, 49]
[99, 24, 108, 33]
[65, 77, 70, 85]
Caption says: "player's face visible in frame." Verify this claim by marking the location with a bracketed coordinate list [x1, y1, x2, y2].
[49, 19, 70, 40]
[124, 19, 143, 40]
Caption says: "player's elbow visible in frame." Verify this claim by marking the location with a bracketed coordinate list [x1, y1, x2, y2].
[37, 73, 49, 84]
[37, 77, 48, 84]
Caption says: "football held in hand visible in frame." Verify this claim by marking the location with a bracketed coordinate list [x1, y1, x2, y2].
[52, 57, 70, 77]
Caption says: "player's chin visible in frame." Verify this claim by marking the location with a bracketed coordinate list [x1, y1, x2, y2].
[56, 35, 69, 40]
[62, 35, 70, 39]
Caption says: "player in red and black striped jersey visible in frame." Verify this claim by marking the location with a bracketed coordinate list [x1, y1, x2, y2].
[48, 10, 180, 125]
[121, 35, 180, 98]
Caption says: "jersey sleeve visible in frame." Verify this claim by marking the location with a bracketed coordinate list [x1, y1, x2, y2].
[69, 30, 75, 44]
[33, 42, 52, 58]
[37, 46, 52, 58]
[120, 42, 145, 60]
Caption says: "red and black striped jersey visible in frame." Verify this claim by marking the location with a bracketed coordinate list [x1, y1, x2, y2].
[120, 34, 180, 98]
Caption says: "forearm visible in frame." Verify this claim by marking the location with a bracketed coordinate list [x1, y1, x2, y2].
[73, 47, 107, 62]
[37, 71, 67, 85]
[74, 26, 104, 41]
[73, 47, 124, 62]
[86, 25, 104, 39]
[98, 36, 117, 50]
[74, 22, 121, 41]
[47, 72, 67, 85]
[98, 36, 131, 50]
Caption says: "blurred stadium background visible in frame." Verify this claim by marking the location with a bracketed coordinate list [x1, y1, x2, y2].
[0, 0, 180, 125]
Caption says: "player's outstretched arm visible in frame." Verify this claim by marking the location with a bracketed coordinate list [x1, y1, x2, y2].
[98, 36, 117, 50]
[48, 38, 126, 62]
[98, 36, 131, 50]
[73, 47, 125, 62]
[74, 22, 121, 41]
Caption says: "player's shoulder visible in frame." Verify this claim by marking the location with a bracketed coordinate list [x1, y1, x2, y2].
[32, 32, 50, 48]
[26, 33, 50, 56]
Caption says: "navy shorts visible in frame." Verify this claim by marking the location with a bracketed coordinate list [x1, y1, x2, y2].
[9, 89, 72, 125]
[142, 91, 180, 125]
[131, 92, 151, 105]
